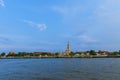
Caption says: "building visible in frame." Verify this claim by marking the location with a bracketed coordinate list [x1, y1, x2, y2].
[65, 41, 71, 55]
[34, 52, 51, 56]
[9, 51, 15, 56]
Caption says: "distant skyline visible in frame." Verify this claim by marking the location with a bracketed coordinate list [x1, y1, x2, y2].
[0, 0, 120, 52]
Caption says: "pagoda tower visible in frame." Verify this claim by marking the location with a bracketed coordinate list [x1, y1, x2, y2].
[65, 41, 71, 55]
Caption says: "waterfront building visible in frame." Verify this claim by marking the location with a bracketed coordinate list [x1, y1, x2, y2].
[34, 52, 51, 55]
[81, 53, 85, 56]
[65, 41, 71, 55]
[8, 51, 15, 56]
[86, 53, 90, 56]
[74, 54, 80, 57]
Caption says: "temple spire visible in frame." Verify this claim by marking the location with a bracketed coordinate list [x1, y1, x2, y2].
[65, 41, 71, 55]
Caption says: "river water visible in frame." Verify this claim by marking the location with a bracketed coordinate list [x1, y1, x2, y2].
[0, 58, 120, 80]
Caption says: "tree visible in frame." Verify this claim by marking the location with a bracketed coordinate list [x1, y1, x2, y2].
[18, 52, 27, 56]
[55, 52, 59, 57]
[112, 51, 119, 55]
[1, 52, 6, 56]
[29, 53, 34, 56]
[69, 51, 75, 57]
[119, 50, 120, 54]
[89, 50, 96, 55]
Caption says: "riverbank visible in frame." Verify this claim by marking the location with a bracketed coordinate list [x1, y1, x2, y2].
[0, 55, 120, 59]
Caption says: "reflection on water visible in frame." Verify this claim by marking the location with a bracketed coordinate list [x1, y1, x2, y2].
[0, 58, 120, 80]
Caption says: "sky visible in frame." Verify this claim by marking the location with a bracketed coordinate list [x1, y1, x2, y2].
[0, 0, 120, 53]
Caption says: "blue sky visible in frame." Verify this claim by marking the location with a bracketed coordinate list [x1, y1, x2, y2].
[0, 0, 120, 53]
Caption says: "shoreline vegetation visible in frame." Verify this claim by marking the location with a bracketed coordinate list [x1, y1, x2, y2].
[0, 50, 120, 59]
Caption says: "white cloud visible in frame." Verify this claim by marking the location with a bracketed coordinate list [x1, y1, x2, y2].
[52, 5, 82, 17]
[96, 0, 120, 18]
[37, 24, 47, 31]
[0, 0, 5, 7]
[24, 20, 47, 31]
[77, 35, 97, 43]
[53, 6, 68, 15]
